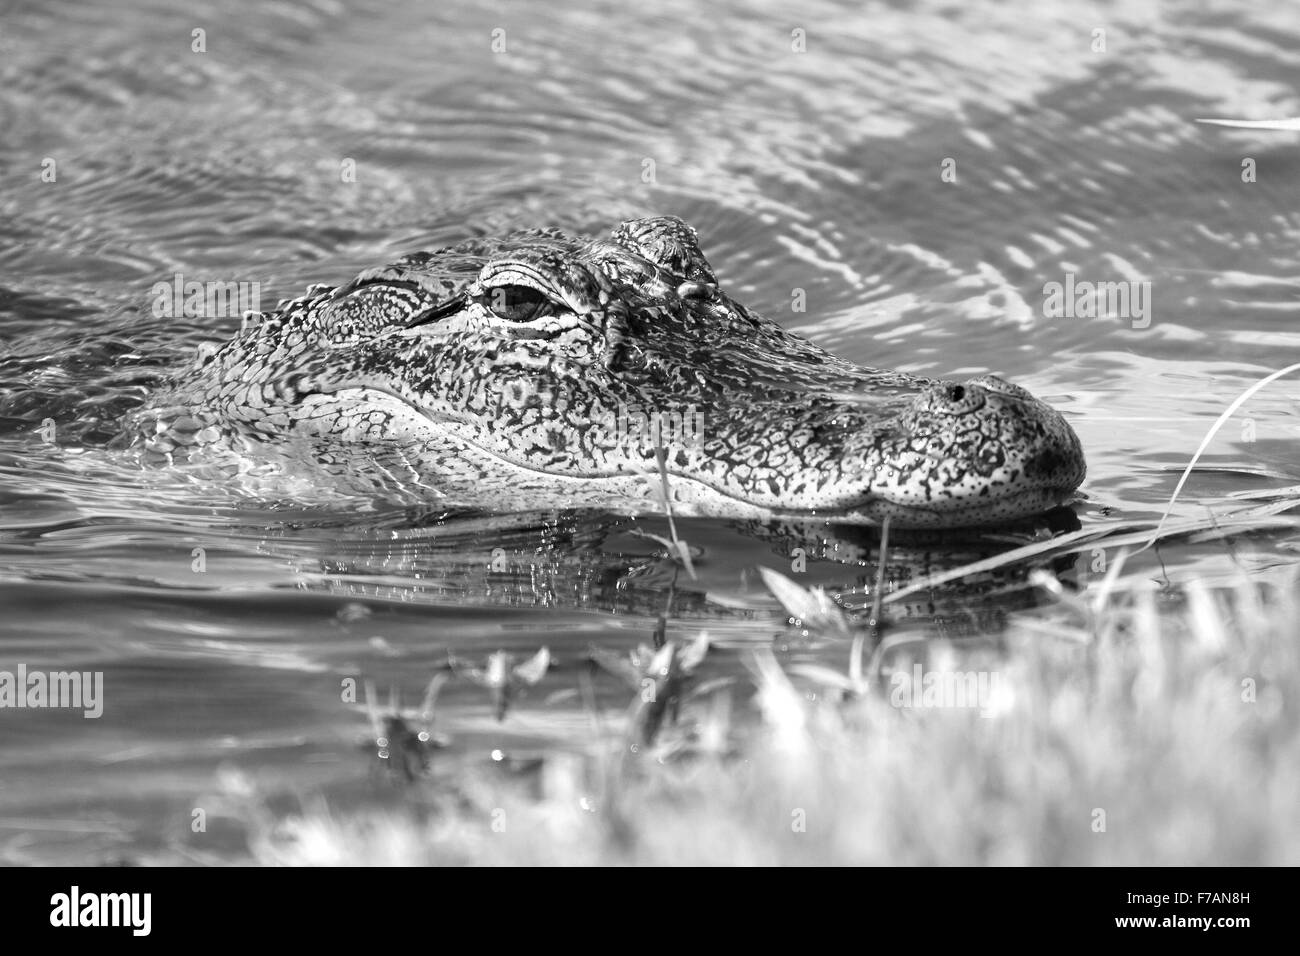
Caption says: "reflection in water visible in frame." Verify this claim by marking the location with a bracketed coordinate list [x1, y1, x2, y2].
[273, 508, 1082, 628]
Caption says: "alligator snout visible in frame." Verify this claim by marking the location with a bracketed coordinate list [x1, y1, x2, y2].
[843, 374, 1086, 526]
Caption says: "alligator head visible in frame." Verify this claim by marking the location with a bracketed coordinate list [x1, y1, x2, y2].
[143, 216, 1085, 528]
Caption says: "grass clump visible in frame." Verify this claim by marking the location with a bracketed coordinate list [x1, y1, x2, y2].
[215, 562, 1300, 866]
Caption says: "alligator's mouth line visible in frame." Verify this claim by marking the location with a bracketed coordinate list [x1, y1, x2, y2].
[762, 488, 1078, 527]
[317, 386, 1075, 524]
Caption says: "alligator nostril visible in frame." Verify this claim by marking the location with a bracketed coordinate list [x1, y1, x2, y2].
[950, 385, 966, 402]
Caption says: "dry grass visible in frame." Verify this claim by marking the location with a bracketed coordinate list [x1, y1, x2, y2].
[215, 559, 1300, 866]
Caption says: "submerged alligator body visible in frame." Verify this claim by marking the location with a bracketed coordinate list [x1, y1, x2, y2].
[136, 217, 1085, 528]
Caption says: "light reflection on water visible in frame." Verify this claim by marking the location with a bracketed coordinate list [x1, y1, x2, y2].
[2, 0, 1300, 861]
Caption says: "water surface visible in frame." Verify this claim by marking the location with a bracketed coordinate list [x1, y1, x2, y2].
[3, 0, 1300, 863]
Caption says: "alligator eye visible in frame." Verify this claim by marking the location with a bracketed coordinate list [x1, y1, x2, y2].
[484, 285, 552, 322]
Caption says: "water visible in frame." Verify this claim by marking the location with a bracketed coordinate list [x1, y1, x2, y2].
[3, 0, 1300, 863]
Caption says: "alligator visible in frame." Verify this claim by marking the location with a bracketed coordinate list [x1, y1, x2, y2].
[133, 216, 1086, 529]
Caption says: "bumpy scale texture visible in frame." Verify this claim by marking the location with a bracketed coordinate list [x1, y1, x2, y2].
[135, 217, 1086, 528]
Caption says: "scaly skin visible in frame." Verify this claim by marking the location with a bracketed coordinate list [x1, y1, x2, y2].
[136, 217, 1086, 528]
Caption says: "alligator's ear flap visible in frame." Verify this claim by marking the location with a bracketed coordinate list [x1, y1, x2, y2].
[611, 216, 718, 285]
[404, 292, 471, 329]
